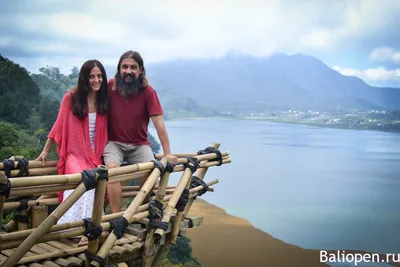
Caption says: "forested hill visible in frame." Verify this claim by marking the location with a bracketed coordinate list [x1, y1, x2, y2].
[0, 55, 160, 160]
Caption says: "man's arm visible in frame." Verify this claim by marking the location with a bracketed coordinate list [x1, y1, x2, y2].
[151, 114, 172, 155]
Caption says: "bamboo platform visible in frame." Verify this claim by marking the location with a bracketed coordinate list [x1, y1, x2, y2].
[0, 143, 231, 267]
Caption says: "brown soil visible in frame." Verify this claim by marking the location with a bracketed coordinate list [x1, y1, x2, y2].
[186, 199, 400, 267]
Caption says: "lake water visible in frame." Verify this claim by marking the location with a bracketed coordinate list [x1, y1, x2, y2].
[149, 118, 400, 256]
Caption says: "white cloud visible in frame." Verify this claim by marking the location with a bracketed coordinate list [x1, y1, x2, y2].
[1, 0, 400, 74]
[333, 66, 400, 81]
[369, 47, 400, 63]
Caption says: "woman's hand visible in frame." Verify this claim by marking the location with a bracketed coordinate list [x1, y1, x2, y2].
[35, 151, 49, 166]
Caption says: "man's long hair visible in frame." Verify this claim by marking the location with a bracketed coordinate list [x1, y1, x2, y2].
[114, 50, 148, 95]
[71, 59, 109, 120]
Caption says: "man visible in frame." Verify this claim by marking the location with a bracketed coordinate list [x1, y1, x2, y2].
[103, 50, 178, 213]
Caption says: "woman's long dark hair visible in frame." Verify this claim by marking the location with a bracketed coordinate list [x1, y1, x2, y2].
[71, 59, 109, 120]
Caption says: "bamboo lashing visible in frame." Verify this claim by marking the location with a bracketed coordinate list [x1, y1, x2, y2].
[151, 143, 220, 267]
[1, 181, 216, 262]
[85, 165, 108, 267]
[0, 180, 216, 251]
[0, 152, 205, 178]
[89, 152, 224, 267]
[141, 160, 172, 267]
[7, 152, 228, 188]
[1, 165, 109, 267]
[0, 177, 219, 245]
[88, 158, 168, 267]
[0, 144, 231, 266]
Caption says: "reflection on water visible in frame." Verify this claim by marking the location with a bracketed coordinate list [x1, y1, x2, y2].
[149, 118, 400, 255]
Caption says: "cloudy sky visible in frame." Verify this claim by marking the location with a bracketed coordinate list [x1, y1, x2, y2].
[1, 0, 399, 87]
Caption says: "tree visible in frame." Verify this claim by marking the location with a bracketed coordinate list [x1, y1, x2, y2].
[69, 66, 79, 79]
[0, 55, 41, 126]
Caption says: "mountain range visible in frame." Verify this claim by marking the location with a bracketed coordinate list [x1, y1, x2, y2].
[104, 53, 400, 116]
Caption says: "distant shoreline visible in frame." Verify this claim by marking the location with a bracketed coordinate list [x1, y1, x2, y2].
[237, 116, 400, 133]
[165, 115, 400, 134]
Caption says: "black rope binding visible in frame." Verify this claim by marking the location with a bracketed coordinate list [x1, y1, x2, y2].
[190, 176, 209, 196]
[165, 162, 174, 173]
[109, 217, 129, 239]
[197, 146, 223, 166]
[81, 167, 109, 191]
[84, 251, 118, 267]
[184, 156, 200, 174]
[2, 159, 14, 178]
[147, 199, 164, 220]
[13, 214, 29, 224]
[13, 198, 31, 223]
[16, 157, 29, 177]
[151, 159, 165, 176]
[16, 198, 30, 211]
[0, 179, 11, 199]
[175, 188, 190, 212]
[187, 218, 194, 228]
[83, 218, 103, 241]
[147, 220, 169, 231]
[147, 198, 168, 231]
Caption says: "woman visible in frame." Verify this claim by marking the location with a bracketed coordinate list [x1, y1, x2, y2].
[36, 59, 109, 245]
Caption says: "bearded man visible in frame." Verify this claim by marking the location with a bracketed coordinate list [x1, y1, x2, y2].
[103, 50, 178, 213]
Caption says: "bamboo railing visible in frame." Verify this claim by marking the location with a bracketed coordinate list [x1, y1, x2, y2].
[0, 143, 231, 267]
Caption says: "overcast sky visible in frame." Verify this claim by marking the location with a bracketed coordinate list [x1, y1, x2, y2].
[1, 0, 399, 87]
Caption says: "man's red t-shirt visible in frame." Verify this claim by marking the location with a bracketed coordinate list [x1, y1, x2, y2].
[107, 78, 163, 145]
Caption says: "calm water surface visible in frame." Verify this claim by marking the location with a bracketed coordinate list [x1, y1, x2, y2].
[149, 118, 400, 255]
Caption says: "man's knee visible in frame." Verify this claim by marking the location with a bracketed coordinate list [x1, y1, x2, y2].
[107, 162, 120, 169]
[103, 141, 124, 167]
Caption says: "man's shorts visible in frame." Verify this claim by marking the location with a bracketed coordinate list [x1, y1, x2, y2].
[103, 141, 155, 166]
[103, 141, 156, 186]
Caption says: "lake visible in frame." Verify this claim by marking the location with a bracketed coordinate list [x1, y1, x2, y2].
[149, 117, 400, 255]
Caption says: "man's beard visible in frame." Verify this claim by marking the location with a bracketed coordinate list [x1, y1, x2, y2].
[117, 73, 141, 96]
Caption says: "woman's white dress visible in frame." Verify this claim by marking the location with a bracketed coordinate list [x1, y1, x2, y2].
[57, 112, 97, 224]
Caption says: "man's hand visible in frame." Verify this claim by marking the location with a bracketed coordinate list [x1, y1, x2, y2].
[165, 153, 178, 166]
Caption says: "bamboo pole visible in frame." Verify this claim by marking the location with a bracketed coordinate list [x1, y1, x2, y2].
[0, 179, 218, 252]
[0, 160, 58, 170]
[122, 185, 176, 191]
[85, 165, 108, 267]
[31, 205, 48, 228]
[8, 151, 228, 188]
[10, 184, 79, 197]
[151, 143, 221, 267]
[17, 208, 28, 231]
[152, 168, 194, 244]
[89, 158, 168, 267]
[3, 198, 58, 211]
[2, 158, 229, 213]
[0, 152, 195, 170]
[3, 195, 57, 233]
[91, 153, 227, 267]
[1, 166, 104, 267]
[7, 157, 226, 197]
[0, 177, 218, 244]
[9, 167, 58, 177]
[0, 197, 156, 244]
[141, 163, 172, 267]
